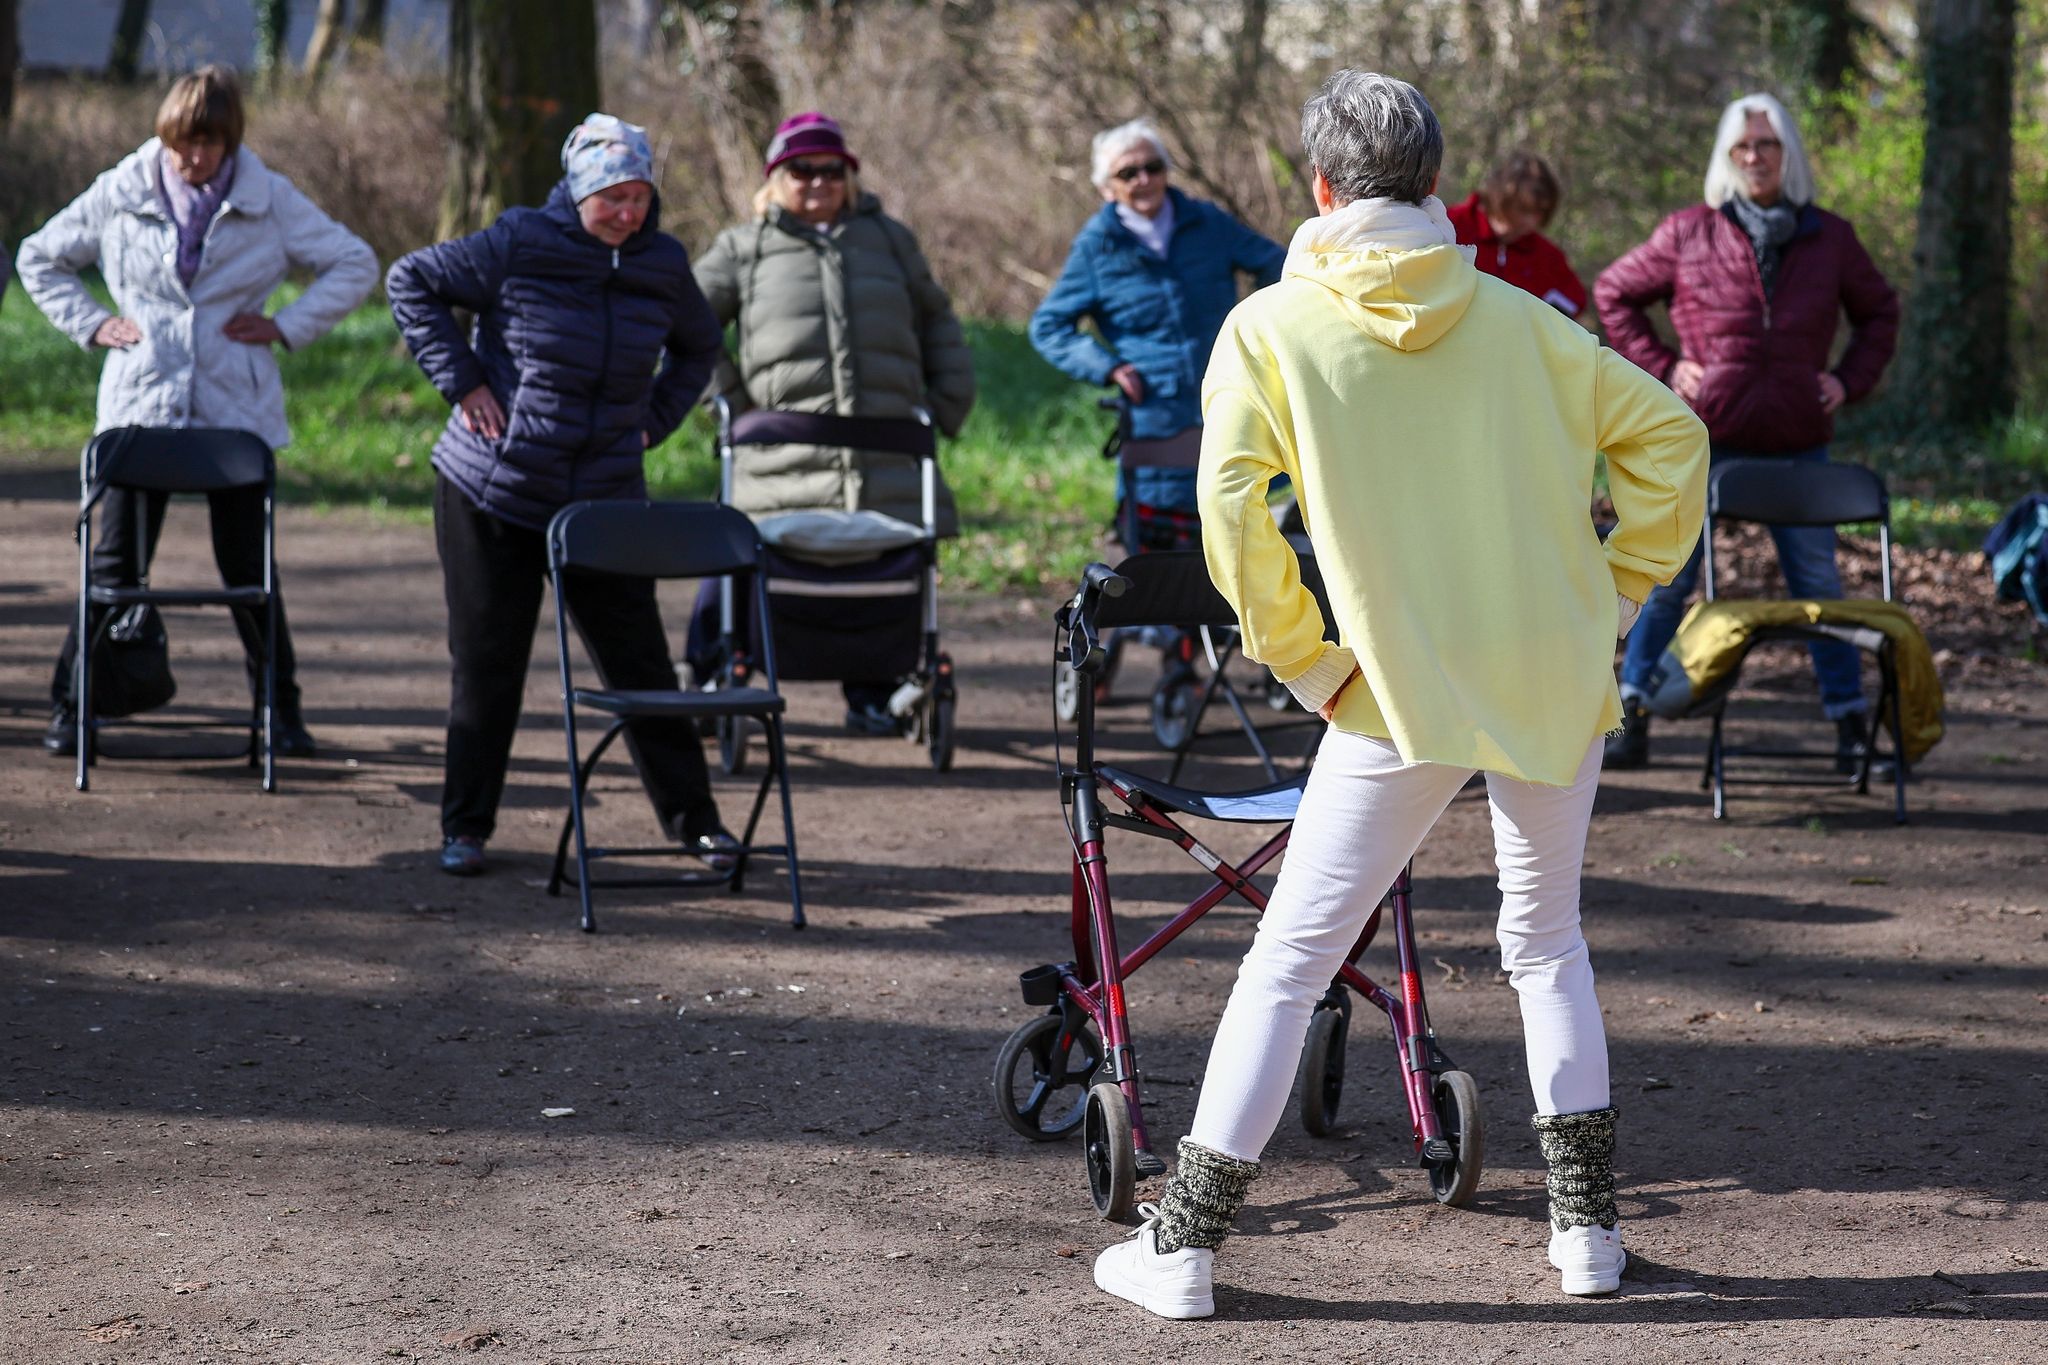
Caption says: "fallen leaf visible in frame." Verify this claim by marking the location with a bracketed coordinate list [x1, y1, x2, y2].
[1054, 1245, 1081, 1259]
[1848, 876, 1889, 886]
[439, 1325, 501, 1350]
[170, 1281, 210, 1294]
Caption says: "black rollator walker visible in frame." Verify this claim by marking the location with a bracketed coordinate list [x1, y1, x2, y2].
[993, 555, 1484, 1219]
[705, 398, 958, 772]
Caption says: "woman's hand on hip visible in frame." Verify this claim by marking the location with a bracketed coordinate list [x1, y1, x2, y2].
[458, 386, 507, 440]
[1817, 372, 1847, 415]
[1318, 666, 1362, 723]
[1109, 364, 1147, 404]
[1669, 358, 1705, 403]
[223, 313, 285, 346]
[92, 317, 143, 349]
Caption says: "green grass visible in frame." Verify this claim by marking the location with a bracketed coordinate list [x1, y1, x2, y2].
[9, 281, 2042, 588]
[0, 286, 1117, 593]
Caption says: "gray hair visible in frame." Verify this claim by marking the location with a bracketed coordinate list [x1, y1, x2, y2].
[1090, 118, 1171, 189]
[1300, 70, 1442, 206]
[1703, 91, 1816, 207]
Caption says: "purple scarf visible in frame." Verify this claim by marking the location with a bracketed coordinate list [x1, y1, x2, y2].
[155, 148, 236, 289]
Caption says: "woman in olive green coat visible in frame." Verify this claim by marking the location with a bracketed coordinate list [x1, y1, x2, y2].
[695, 112, 976, 733]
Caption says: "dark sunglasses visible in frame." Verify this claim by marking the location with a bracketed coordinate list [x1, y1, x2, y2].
[785, 159, 848, 183]
[1113, 159, 1167, 183]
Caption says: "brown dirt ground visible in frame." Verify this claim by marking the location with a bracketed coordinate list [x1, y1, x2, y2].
[3, 461, 2046, 1364]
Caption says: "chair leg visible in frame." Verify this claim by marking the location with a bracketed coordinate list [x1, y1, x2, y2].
[1709, 712, 1728, 820]
[260, 604, 277, 794]
[766, 717, 804, 930]
[564, 715, 599, 934]
[1888, 668, 1909, 825]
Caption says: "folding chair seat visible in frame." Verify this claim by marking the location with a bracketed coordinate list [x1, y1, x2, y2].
[1689, 458, 1916, 823]
[1094, 764, 1307, 823]
[71, 426, 281, 793]
[545, 499, 802, 933]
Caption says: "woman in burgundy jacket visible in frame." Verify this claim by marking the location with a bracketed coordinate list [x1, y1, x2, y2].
[1595, 91, 1898, 771]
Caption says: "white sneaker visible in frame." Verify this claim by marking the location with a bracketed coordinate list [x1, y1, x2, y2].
[1093, 1202, 1215, 1319]
[1548, 1222, 1625, 1296]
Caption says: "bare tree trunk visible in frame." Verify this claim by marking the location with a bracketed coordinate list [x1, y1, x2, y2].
[254, 0, 290, 85]
[1222, 0, 1269, 132]
[108, 0, 152, 84]
[304, 0, 349, 82]
[678, 0, 782, 221]
[353, 0, 387, 48]
[1895, 0, 2016, 432]
[1, 0, 19, 123]
[439, 0, 602, 239]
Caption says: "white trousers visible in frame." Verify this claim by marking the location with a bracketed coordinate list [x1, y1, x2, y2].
[1188, 730, 1609, 1163]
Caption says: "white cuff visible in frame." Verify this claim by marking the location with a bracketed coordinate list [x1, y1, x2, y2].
[1283, 646, 1359, 713]
[1616, 593, 1642, 640]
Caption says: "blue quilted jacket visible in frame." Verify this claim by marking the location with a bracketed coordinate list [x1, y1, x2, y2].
[1028, 188, 1284, 441]
[387, 180, 722, 530]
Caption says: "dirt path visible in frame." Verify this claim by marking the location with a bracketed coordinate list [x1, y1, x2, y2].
[3, 464, 2045, 1363]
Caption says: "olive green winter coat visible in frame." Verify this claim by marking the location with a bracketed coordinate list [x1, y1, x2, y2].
[695, 194, 976, 535]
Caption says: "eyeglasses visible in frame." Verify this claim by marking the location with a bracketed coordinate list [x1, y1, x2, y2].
[784, 159, 848, 183]
[1730, 138, 1783, 160]
[1113, 160, 1167, 183]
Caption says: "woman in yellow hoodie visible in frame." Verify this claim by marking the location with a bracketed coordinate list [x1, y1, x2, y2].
[1091, 72, 1708, 1320]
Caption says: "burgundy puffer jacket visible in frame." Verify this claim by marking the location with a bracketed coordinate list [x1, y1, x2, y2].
[1595, 203, 1898, 453]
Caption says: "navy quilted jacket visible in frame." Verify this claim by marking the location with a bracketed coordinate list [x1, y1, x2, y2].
[387, 180, 721, 530]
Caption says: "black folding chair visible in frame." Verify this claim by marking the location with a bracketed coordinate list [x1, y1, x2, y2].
[1697, 458, 1911, 823]
[545, 500, 803, 933]
[72, 426, 279, 793]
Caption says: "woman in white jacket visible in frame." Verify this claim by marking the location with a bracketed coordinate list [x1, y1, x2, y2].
[16, 65, 376, 757]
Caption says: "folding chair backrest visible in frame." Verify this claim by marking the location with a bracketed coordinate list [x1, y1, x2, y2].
[85, 427, 273, 497]
[548, 500, 761, 580]
[1094, 550, 1335, 632]
[1710, 458, 1887, 528]
[728, 409, 936, 459]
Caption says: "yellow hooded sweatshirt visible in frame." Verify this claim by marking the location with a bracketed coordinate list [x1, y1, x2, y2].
[1199, 199, 1709, 787]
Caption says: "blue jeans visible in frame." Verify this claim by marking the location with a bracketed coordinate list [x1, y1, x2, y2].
[1620, 446, 1866, 719]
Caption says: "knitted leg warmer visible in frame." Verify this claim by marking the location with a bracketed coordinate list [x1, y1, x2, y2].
[1154, 1138, 1260, 1254]
[1530, 1106, 1619, 1231]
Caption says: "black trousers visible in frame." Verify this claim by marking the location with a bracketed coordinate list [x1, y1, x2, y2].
[52, 484, 299, 710]
[435, 475, 720, 843]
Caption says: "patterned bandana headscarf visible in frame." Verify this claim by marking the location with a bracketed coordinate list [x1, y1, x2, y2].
[561, 114, 655, 203]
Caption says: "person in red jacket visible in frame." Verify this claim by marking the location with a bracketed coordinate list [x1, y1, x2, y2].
[1595, 91, 1898, 771]
[1447, 151, 1587, 317]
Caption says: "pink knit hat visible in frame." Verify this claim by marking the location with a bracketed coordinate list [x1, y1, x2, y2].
[763, 112, 859, 176]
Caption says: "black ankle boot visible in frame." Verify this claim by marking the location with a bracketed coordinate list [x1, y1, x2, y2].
[1834, 712, 1869, 776]
[1603, 700, 1650, 769]
[44, 705, 80, 757]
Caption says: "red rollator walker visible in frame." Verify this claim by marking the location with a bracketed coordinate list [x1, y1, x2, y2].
[993, 554, 1484, 1219]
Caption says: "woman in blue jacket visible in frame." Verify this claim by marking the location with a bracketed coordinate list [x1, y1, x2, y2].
[387, 115, 730, 878]
[1029, 118, 1285, 525]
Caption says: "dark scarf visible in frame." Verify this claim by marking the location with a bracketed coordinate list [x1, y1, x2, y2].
[1726, 193, 1800, 297]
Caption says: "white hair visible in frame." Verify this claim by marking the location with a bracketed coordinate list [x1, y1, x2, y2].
[1090, 118, 1171, 189]
[1703, 91, 1816, 207]
[1300, 70, 1442, 206]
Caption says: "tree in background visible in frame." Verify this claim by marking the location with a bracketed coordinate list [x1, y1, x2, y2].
[353, 0, 387, 49]
[438, 0, 601, 238]
[255, 0, 290, 84]
[672, 0, 782, 220]
[1, 0, 19, 124]
[107, 0, 152, 83]
[304, 0, 350, 81]
[1894, 0, 2017, 434]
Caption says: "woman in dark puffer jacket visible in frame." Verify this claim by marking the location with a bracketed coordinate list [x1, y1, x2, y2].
[387, 114, 730, 877]
[1595, 91, 1898, 771]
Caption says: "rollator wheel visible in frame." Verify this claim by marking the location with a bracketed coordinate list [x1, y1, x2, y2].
[716, 715, 748, 775]
[1263, 674, 1295, 713]
[992, 1011, 1101, 1141]
[1297, 1005, 1349, 1136]
[1083, 1082, 1137, 1220]
[1054, 662, 1083, 724]
[1427, 1070, 1485, 1207]
[927, 694, 957, 773]
[1150, 668, 1199, 751]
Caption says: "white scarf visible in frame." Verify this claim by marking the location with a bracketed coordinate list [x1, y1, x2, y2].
[1116, 198, 1175, 258]
[1287, 194, 1475, 263]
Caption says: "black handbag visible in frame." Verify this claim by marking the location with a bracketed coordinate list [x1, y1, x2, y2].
[90, 603, 178, 718]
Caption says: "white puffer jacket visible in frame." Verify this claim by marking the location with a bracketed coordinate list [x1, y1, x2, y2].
[14, 140, 377, 451]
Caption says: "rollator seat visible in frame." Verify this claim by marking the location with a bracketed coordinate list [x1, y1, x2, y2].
[1096, 764, 1306, 823]
[89, 584, 268, 608]
[572, 686, 787, 718]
